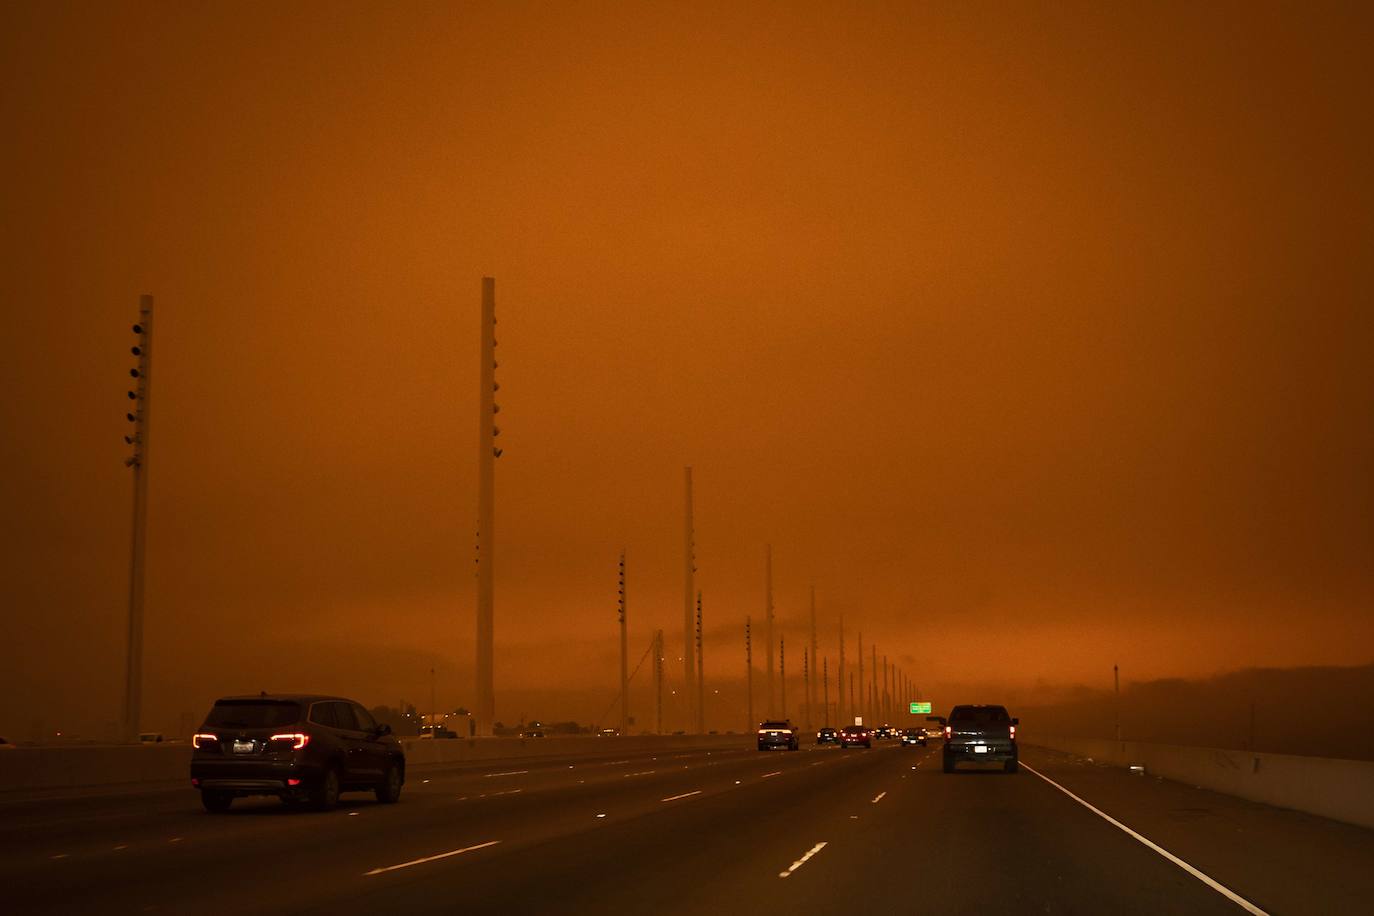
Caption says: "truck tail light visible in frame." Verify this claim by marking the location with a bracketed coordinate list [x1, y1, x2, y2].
[192, 733, 218, 749]
[944, 726, 951, 739]
[1009, 725, 1016, 740]
[270, 733, 310, 750]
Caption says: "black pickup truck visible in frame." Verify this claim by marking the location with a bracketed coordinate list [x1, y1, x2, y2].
[941, 704, 1018, 773]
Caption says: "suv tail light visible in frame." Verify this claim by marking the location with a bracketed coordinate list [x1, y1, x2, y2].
[944, 725, 951, 739]
[269, 733, 310, 750]
[1009, 725, 1016, 740]
[192, 733, 218, 749]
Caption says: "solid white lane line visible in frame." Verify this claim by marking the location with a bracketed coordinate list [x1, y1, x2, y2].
[1022, 762, 1269, 916]
[778, 841, 827, 878]
[484, 770, 528, 778]
[487, 789, 522, 797]
[606, 760, 631, 765]
[624, 770, 656, 777]
[871, 792, 886, 803]
[660, 790, 702, 802]
[761, 771, 782, 779]
[365, 840, 501, 876]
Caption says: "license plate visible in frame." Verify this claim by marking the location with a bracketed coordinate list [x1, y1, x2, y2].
[233, 740, 255, 754]
[974, 745, 988, 754]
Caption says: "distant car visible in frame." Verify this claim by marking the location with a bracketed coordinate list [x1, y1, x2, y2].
[838, 725, 872, 749]
[0, 736, 14, 749]
[757, 720, 799, 751]
[816, 727, 839, 745]
[874, 725, 895, 741]
[522, 730, 546, 738]
[900, 728, 926, 747]
[190, 694, 405, 812]
[942, 704, 1018, 773]
[598, 728, 620, 737]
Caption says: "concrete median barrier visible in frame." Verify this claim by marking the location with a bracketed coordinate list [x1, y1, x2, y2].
[1029, 735, 1374, 831]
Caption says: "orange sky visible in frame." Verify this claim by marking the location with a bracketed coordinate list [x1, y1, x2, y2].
[2, 1, 1371, 737]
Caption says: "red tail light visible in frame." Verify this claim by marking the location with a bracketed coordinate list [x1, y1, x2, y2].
[287, 778, 302, 786]
[1009, 725, 1016, 740]
[270, 733, 310, 750]
[192, 733, 218, 749]
[944, 726, 951, 739]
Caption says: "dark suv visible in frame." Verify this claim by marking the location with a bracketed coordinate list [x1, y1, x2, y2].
[191, 694, 405, 812]
[757, 720, 799, 751]
[941, 704, 1018, 773]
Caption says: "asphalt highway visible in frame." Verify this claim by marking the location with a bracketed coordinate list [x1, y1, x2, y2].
[3, 741, 1372, 914]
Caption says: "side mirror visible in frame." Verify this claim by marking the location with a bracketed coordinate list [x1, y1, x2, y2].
[1011, 718, 1019, 726]
[376, 723, 392, 736]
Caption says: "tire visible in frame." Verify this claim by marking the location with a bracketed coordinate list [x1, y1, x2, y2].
[789, 741, 799, 751]
[375, 762, 403, 804]
[757, 743, 766, 752]
[201, 790, 233, 813]
[310, 766, 341, 811]
[943, 756, 955, 774]
[1005, 757, 1019, 774]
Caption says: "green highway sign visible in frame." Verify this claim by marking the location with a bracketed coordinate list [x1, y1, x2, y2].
[910, 701, 932, 715]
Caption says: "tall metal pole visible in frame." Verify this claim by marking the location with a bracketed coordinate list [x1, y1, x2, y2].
[857, 631, 865, 724]
[809, 586, 818, 735]
[475, 277, 498, 736]
[122, 295, 152, 744]
[849, 672, 855, 723]
[654, 630, 664, 734]
[683, 468, 696, 733]
[779, 635, 786, 720]
[883, 655, 890, 723]
[745, 616, 754, 731]
[837, 614, 846, 727]
[695, 590, 704, 734]
[822, 656, 829, 727]
[802, 648, 810, 731]
[618, 550, 629, 735]
[764, 545, 774, 718]
[871, 644, 878, 723]
[1114, 663, 1121, 744]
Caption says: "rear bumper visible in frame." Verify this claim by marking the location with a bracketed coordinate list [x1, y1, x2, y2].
[944, 742, 1016, 762]
[191, 757, 324, 793]
[757, 738, 795, 748]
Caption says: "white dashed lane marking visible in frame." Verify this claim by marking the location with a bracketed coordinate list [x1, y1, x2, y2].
[364, 840, 500, 876]
[660, 790, 702, 802]
[778, 842, 827, 878]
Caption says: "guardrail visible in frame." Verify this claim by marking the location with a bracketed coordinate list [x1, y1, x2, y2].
[0, 734, 748, 795]
[1029, 735, 1374, 831]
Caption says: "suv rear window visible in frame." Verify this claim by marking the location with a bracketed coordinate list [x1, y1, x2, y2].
[949, 706, 1009, 724]
[759, 721, 790, 729]
[205, 701, 301, 729]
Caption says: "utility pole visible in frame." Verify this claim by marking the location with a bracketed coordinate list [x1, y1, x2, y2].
[430, 667, 437, 731]
[780, 635, 787, 720]
[809, 586, 818, 736]
[849, 672, 855, 723]
[764, 545, 774, 718]
[683, 468, 696, 733]
[871, 644, 878, 723]
[745, 616, 754, 730]
[475, 277, 500, 737]
[837, 615, 846, 727]
[618, 550, 629, 735]
[122, 294, 152, 744]
[1114, 663, 1121, 744]
[822, 656, 829, 727]
[803, 648, 811, 731]
[695, 590, 704, 734]
[883, 655, 890, 723]
[857, 631, 865, 724]
[654, 629, 664, 734]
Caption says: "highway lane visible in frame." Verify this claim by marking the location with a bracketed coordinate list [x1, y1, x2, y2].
[5, 740, 1372, 914]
